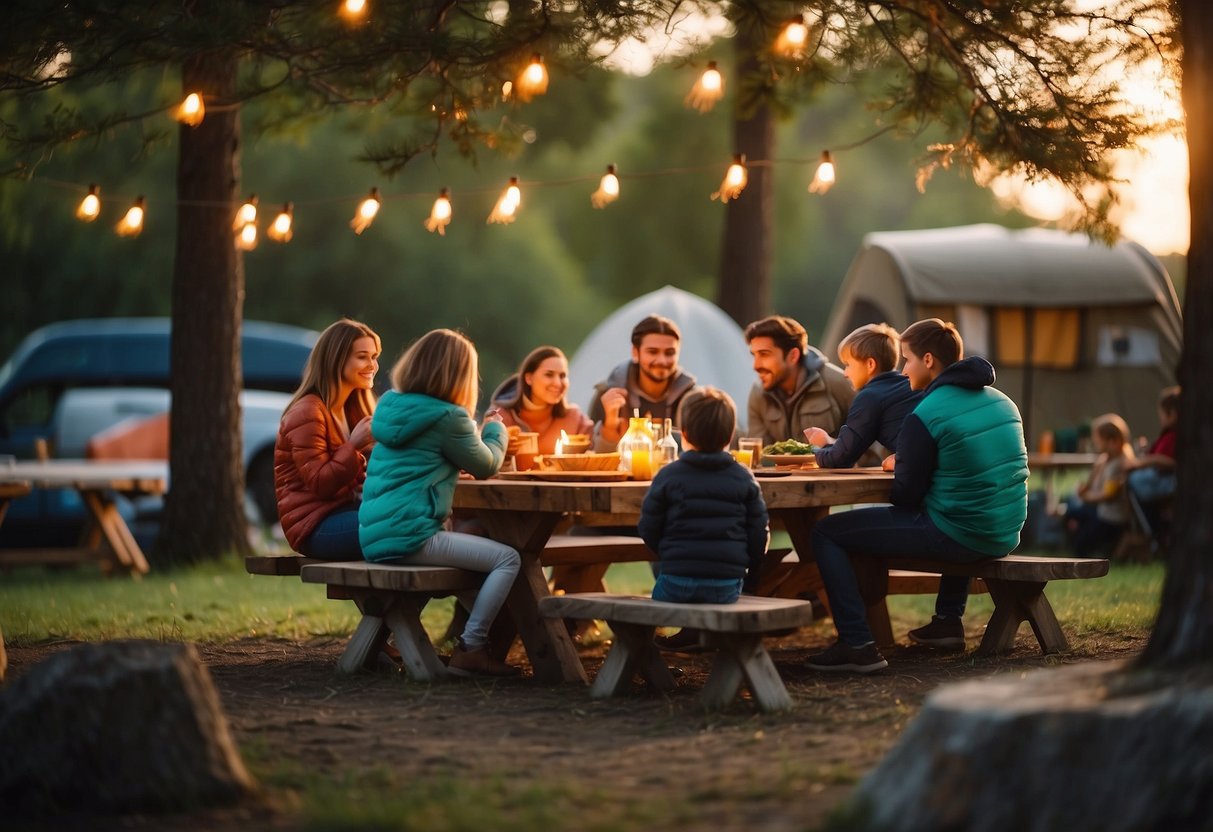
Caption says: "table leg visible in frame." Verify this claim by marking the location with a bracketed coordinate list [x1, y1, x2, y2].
[80, 489, 150, 575]
[477, 511, 588, 684]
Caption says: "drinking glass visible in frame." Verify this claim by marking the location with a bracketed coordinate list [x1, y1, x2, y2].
[738, 437, 763, 469]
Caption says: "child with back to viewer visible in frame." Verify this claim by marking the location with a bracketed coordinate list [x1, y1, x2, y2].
[804, 323, 922, 468]
[638, 387, 770, 605]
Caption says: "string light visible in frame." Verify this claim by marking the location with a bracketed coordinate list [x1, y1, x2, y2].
[76, 184, 100, 222]
[175, 93, 205, 127]
[712, 154, 748, 202]
[591, 164, 620, 208]
[340, 0, 367, 20]
[350, 187, 381, 234]
[236, 221, 258, 251]
[116, 196, 146, 237]
[515, 54, 549, 102]
[487, 176, 521, 224]
[266, 203, 294, 243]
[425, 187, 452, 235]
[685, 61, 724, 113]
[232, 194, 258, 231]
[809, 150, 835, 193]
[775, 17, 810, 58]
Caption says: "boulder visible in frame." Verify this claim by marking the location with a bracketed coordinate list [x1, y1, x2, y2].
[0, 640, 255, 815]
[837, 661, 1213, 832]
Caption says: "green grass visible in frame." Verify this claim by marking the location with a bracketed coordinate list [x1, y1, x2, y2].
[0, 552, 1161, 647]
[887, 558, 1163, 635]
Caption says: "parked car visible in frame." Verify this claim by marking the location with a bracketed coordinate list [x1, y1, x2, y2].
[0, 318, 318, 543]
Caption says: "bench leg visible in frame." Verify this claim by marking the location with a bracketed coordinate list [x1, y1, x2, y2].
[977, 579, 1068, 656]
[701, 634, 793, 712]
[384, 598, 448, 682]
[591, 621, 676, 699]
[337, 613, 390, 674]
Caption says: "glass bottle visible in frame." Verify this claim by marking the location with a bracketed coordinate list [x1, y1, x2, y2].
[656, 417, 679, 469]
[618, 415, 655, 480]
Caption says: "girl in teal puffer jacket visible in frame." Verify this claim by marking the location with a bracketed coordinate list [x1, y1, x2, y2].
[359, 329, 520, 677]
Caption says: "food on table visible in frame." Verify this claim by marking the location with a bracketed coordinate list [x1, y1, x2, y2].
[762, 438, 817, 456]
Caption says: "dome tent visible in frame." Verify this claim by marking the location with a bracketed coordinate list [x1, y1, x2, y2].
[821, 224, 1183, 447]
[568, 285, 754, 420]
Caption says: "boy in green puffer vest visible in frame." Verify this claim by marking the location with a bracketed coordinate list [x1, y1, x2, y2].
[805, 318, 1028, 674]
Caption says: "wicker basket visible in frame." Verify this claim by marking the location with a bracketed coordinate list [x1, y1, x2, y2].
[541, 452, 621, 472]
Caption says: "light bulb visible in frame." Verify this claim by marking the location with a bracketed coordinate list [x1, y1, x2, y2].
[776, 18, 810, 57]
[236, 221, 258, 251]
[424, 188, 453, 235]
[591, 164, 620, 208]
[711, 154, 748, 202]
[233, 194, 258, 231]
[266, 203, 294, 243]
[76, 184, 101, 222]
[487, 177, 521, 224]
[515, 54, 549, 102]
[340, 0, 367, 20]
[350, 187, 381, 234]
[116, 196, 145, 237]
[175, 92, 205, 127]
[809, 151, 836, 194]
[685, 61, 724, 113]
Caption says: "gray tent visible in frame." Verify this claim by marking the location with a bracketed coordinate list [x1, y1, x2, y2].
[569, 285, 754, 416]
[821, 224, 1183, 448]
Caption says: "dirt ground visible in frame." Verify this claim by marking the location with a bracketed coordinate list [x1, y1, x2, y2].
[6, 624, 1147, 832]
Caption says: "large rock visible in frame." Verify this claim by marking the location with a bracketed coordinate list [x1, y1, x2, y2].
[838, 661, 1213, 832]
[0, 640, 255, 815]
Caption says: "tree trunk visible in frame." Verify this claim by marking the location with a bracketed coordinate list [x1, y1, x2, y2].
[1139, 0, 1213, 668]
[716, 18, 774, 328]
[156, 51, 251, 563]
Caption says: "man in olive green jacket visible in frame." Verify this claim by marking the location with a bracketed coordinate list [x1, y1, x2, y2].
[744, 315, 855, 446]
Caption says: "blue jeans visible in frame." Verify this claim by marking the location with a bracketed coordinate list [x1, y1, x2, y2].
[652, 574, 744, 604]
[394, 531, 520, 651]
[298, 507, 363, 560]
[812, 506, 993, 647]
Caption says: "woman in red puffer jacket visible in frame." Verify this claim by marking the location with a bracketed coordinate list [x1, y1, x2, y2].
[274, 319, 380, 558]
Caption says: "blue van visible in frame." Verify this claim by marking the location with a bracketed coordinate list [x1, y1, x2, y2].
[0, 318, 318, 545]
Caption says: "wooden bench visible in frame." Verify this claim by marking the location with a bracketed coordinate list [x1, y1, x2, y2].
[538, 593, 813, 712]
[852, 554, 1109, 656]
[298, 561, 484, 682]
[541, 534, 654, 596]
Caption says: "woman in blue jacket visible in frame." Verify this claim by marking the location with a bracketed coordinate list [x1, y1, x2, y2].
[359, 329, 520, 678]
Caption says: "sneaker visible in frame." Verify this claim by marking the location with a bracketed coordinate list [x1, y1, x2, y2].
[805, 641, 888, 674]
[654, 628, 704, 653]
[907, 615, 966, 649]
[447, 641, 522, 678]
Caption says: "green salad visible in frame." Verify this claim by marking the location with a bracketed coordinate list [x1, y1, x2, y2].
[763, 439, 817, 455]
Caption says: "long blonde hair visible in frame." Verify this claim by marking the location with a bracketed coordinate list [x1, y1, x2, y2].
[288, 318, 380, 421]
[392, 329, 480, 416]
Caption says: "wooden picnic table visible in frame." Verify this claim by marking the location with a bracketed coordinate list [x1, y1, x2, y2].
[0, 460, 168, 576]
[452, 469, 893, 684]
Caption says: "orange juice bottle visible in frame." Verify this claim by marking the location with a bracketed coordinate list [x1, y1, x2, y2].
[619, 415, 655, 480]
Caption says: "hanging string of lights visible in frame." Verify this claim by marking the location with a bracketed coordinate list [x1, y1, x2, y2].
[29, 16, 866, 245]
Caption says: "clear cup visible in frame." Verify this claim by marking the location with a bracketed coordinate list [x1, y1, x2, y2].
[738, 437, 763, 469]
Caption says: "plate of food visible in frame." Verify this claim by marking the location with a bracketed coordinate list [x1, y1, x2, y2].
[762, 438, 818, 468]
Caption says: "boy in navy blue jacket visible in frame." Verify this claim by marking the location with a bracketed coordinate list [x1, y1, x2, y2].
[639, 387, 770, 605]
[804, 323, 922, 468]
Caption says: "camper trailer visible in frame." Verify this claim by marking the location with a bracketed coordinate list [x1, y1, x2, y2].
[822, 224, 1182, 448]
